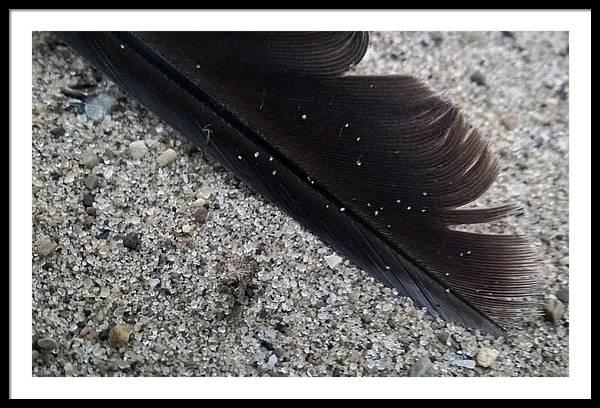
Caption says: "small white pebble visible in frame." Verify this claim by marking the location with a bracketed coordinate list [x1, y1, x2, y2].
[324, 254, 343, 269]
[157, 148, 177, 167]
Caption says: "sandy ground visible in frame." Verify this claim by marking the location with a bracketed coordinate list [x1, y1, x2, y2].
[31, 31, 569, 377]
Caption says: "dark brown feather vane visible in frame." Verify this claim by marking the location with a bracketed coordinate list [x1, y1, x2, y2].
[56, 31, 541, 335]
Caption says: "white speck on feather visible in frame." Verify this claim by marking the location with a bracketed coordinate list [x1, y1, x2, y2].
[237, 155, 242, 160]
[254, 152, 260, 158]
[406, 206, 412, 210]
[301, 114, 307, 120]
[120, 44, 125, 49]
[269, 156, 273, 161]
[340, 207, 346, 212]
[272, 170, 277, 175]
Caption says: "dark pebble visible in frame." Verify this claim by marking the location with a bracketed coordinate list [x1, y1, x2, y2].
[556, 287, 569, 303]
[501, 31, 515, 39]
[50, 125, 65, 139]
[82, 192, 95, 208]
[85, 206, 97, 216]
[260, 339, 275, 351]
[470, 72, 487, 87]
[123, 232, 141, 251]
[194, 207, 209, 224]
[97, 230, 110, 240]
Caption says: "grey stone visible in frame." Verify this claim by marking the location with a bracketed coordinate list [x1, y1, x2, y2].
[129, 140, 149, 160]
[409, 356, 434, 377]
[544, 299, 565, 324]
[80, 150, 99, 169]
[37, 337, 58, 350]
[556, 287, 569, 303]
[35, 238, 58, 257]
[85, 173, 98, 190]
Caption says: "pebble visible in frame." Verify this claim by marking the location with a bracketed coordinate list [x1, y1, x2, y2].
[500, 115, 519, 131]
[32, 349, 39, 361]
[556, 287, 569, 303]
[193, 207, 209, 224]
[79, 150, 99, 169]
[409, 356, 434, 377]
[83, 215, 95, 228]
[196, 185, 214, 200]
[79, 326, 97, 339]
[35, 238, 58, 257]
[84, 173, 98, 190]
[108, 324, 132, 348]
[129, 140, 149, 160]
[544, 299, 565, 324]
[157, 148, 177, 167]
[82, 192, 95, 208]
[191, 198, 207, 208]
[559, 256, 569, 266]
[37, 337, 58, 350]
[470, 71, 487, 86]
[324, 254, 343, 269]
[99, 287, 111, 298]
[123, 232, 141, 251]
[476, 347, 499, 368]
[437, 332, 453, 346]
[84, 94, 115, 121]
[265, 354, 278, 369]
[451, 359, 477, 370]
[430, 32, 444, 45]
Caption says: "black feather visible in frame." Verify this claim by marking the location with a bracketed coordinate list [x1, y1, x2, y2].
[56, 31, 541, 335]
